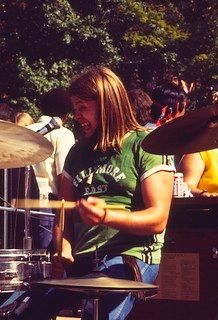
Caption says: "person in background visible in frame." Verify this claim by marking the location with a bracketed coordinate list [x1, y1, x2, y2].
[51, 66, 175, 320]
[178, 149, 218, 197]
[0, 102, 15, 122]
[0, 104, 39, 248]
[15, 112, 34, 126]
[128, 88, 153, 126]
[150, 83, 188, 127]
[188, 79, 214, 110]
[28, 87, 75, 249]
[147, 83, 188, 168]
[212, 90, 218, 104]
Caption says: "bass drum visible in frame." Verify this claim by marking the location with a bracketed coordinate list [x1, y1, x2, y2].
[0, 249, 51, 293]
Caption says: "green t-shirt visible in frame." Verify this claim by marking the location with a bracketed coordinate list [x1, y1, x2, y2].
[63, 130, 174, 264]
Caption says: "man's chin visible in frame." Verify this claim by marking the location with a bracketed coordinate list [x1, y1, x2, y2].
[83, 128, 98, 138]
[83, 131, 92, 138]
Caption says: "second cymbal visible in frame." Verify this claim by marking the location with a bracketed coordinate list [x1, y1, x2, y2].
[142, 104, 218, 155]
[32, 272, 158, 293]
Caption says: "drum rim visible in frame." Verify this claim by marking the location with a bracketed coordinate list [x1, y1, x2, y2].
[0, 249, 48, 253]
[0, 249, 48, 258]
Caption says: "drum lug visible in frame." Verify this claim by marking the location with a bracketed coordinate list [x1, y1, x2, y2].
[212, 247, 218, 259]
[41, 261, 52, 279]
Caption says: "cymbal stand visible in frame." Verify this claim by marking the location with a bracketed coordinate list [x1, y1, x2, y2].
[92, 244, 100, 320]
[93, 244, 100, 272]
[3, 169, 9, 248]
[57, 200, 65, 257]
[23, 166, 32, 250]
[93, 298, 99, 320]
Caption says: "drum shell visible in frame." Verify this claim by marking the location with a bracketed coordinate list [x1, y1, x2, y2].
[0, 249, 51, 293]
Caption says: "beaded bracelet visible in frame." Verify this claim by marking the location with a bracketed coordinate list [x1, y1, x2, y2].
[101, 208, 107, 224]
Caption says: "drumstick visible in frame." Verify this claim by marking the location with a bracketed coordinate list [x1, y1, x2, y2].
[11, 199, 126, 210]
[53, 200, 66, 279]
[57, 199, 65, 258]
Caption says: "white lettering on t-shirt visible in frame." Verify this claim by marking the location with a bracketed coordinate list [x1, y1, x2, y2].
[84, 184, 108, 196]
[114, 173, 126, 182]
[72, 164, 126, 187]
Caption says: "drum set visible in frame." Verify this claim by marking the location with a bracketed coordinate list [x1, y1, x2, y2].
[0, 120, 54, 295]
[0, 103, 217, 319]
[0, 120, 157, 319]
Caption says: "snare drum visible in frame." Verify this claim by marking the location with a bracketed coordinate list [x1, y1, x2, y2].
[0, 249, 51, 293]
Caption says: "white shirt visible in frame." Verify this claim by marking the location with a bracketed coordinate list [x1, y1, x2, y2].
[28, 115, 75, 197]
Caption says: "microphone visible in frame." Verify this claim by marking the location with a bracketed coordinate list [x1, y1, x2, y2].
[37, 117, 62, 135]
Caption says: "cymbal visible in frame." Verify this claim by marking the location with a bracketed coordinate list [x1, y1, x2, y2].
[12, 199, 126, 210]
[32, 272, 158, 294]
[0, 120, 53, 168]
[142, 104, 218, 155]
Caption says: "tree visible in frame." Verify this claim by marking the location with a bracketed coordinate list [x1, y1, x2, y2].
[172, 0, 217, 82]
[0, 0, 216, 114]
[96, 0, 190, 86]
[0, 0, 120, 114]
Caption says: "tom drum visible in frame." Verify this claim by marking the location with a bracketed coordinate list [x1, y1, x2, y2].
[0, 249, 51, 293]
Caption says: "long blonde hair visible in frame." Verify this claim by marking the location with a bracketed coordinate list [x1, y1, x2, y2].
[15, 112, 34, 126]
[69, 66, 143, 151]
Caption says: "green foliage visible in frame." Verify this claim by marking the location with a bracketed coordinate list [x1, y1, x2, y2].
[16, 56, 80, 93]
[0, 0, 121, 113]
[120, 1, 189, 48]
[0, 0, 216, 115]
[188, 53, 216, 80]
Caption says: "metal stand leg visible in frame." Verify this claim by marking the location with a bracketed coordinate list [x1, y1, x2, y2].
[23, 166, 32, 249]
[3, 169, 9, 248]
[93, 298, 99, 320]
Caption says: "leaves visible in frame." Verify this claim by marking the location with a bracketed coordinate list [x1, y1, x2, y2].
[0, 0, 216, 114]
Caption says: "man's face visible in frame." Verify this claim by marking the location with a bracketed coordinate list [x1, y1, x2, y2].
[71, 96, 99, 138]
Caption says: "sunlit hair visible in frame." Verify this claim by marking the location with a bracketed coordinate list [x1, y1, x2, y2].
[15, 112, 34, 127]
[69, 66, 144, 152]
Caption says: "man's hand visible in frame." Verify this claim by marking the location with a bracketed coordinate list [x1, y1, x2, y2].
[76, 197, 107, 226]
[51, 251, 74, 279]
